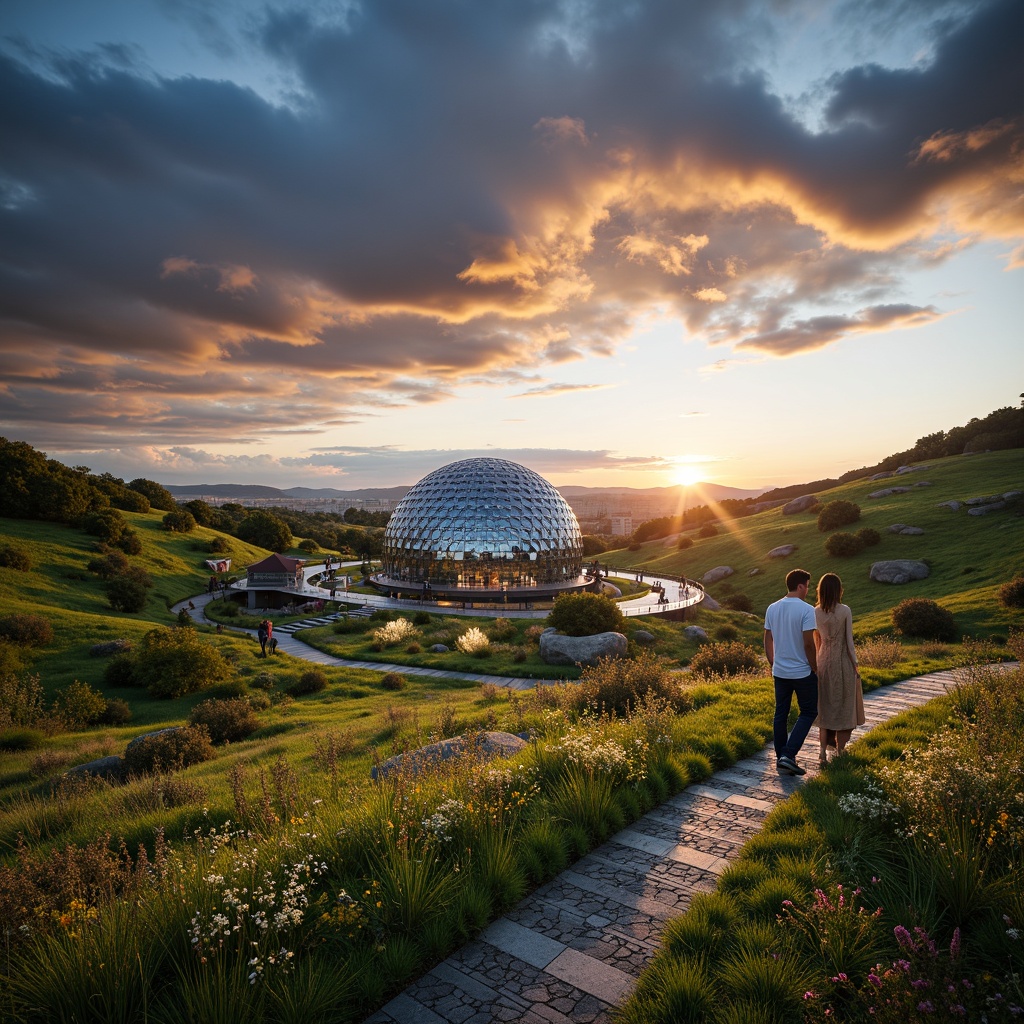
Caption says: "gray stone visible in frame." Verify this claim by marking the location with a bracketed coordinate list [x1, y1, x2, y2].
[1004, 491, 1022, 500]
[701, 565, 734, 584]
[869, 560, 930, 584]
[89, 639, 133, 657]
[66, 755, 124, 780]
[868, 487, 911, 498]
[912, 481, 933, 487]
[699, 594, 722, 611]
[968, 501, 1007, 516]
[430, 644, 450, 653]
[937, 500, 963, 511]
[887, 524, 924, 535]
[683, 625, 708, 641]
[371, 730, 528, 781]
[766, 544, 796, 559]
[869, 471, 894, 480]
[896, 464, 929, 474]
[631, 630, 656, 646]
[966, 493, 1004, 505]
[125, 727, 182, 755]
[747, 567, 763, 576]
[752, 499, 787, 513]
[540, 631, 628, 666]
[781, 495, 817, 514]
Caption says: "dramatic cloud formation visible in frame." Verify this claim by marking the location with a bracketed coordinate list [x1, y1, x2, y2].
[0, 0, 1021, 484]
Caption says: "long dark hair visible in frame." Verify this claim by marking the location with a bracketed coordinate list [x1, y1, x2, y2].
[817, 572, 843, 614]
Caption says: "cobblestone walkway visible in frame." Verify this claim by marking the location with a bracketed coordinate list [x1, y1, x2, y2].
[365, 670, 961, 1024]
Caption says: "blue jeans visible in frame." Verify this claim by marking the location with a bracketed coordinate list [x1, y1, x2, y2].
[774, 673, 818, 760]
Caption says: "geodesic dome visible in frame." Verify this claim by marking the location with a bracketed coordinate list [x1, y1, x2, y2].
[381, 458, 583, 589]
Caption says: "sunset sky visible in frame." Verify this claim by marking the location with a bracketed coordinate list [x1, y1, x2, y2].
[1, 0, 1021, 492]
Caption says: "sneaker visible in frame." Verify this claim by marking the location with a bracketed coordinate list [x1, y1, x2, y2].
[777, 755, 806, 776]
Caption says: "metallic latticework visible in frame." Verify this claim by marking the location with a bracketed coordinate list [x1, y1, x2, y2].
[381, 458, 584, 588]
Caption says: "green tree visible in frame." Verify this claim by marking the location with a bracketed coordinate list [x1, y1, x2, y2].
[128, 477, 178, 512]
[162, 509, 197, 533]
[547, 593, 626, 636]
[236, 510, 293, 552]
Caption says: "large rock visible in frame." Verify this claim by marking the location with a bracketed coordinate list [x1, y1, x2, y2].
[430, 644, 449, 653]
[965, 493, 1004, 505]
[66, 755, 125, 781]
[752, 499, 787, 513]
[540, 631, 628, 666]
[699, 594, 721, 611]
[896, 465, 929, 474]
[89, 639, 133, 657]
[869, 471, 894, 480]
[869, 560, 930, 584]
[766, 544, 796, 559]
[937, 500, 963, 511]
[631, 630, 656, 646]
[683, 625, 708, 641]
[887, 524, 924, 535]
[968, 502, 1006, 516]
[868, 487, 911, 498]
[372, 731, 527, 781]
[782, 495, 817, 515]
[702, 566, 734, 584]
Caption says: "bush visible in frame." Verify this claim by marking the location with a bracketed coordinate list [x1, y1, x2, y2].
[856, 527, 881, 547]
[891, 598, 958, 641]
[677, 536, 694, 550]
[122, 725, 215, 775]
[104, 651, 138, 688]
[373, 618, 418, 647]
[714, 624, 739, 641]
[0, 544, 32, 571]
[824, 531, 865, 557]
[134, 626, 231, 699]
[298, 538, 320, 552]
[489, 618, 518, 642]
[52, 680, 107, 729]
[817, 500, 861, 532]
[0, 728, 46, 751]
[105, 571, 152, 613]
[722, 593, 753, 612]
[290, 668, 328, 696]
[80, 508, 129, 543]
[456, 627, 491, 655]
[88, 550, 131, 578]
[698, 523, 718, 538]
[0, 613, 54, 647]
[413, 611, 432, 625]
[689, 641, 763, 678]
[162, 509, 197, 533]
[209, 537, 231, 554]
[548, 593, 625, 637]
[576, 650, 690, 715]
[236, 510, 292, 552]
[118, 530, 143, 555]
[98, 698, 132, 725]
[188, 698, 259, 744]
[998, 576, 1024, 609]
[381, 672, 406, 691]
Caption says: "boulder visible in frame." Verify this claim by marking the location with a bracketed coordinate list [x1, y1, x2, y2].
[699, 594, 722, 611]
[540, 631, 628, 666]
[702, 566, 734, 584]
[66, 755, 125, 781]
[869, 560, 930, 585]
[966, 493, 1004, 506]
[937, 500, 963, 511]
[887, 524, 924, 535]
[747, 567, 763, 576]
[968, 502, 1007, 516]
[89, 639, 133, 657]
[1004, 491, 1022, 500]
[125, 727, 182, 755]
[766, 544, 796, 559]
[683, 625, 708, 641]
[372, 730, 527, 781]
[752, 499, 787, 513]
[912, 481, 932, 487]
[782, 495, 818, 515]
[430, 644, 449, 653]
[631, 630, 656, 646]
[869, 471, 894, 480]
[868, 487, 911, 498]
[895, 465, 929, 474]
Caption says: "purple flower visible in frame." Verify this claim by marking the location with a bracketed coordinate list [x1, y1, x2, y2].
[803, 991, 817, 1000]
[868, 973, 882, 988]
[950, 927, 961, 959]
[912, 979, 930, 989]
[894, 925, 914, 950]
[917, 1000, 935, 1013]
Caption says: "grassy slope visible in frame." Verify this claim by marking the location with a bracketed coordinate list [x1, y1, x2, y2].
[602, 449, 1024, 638]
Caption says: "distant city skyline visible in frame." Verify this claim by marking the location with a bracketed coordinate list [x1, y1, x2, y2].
[1, 1, 1021, 491]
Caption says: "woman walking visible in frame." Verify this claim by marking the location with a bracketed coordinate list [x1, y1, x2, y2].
[814, 572, 864, 766]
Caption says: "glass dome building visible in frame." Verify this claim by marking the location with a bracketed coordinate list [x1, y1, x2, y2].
[376, 458, 589, 601]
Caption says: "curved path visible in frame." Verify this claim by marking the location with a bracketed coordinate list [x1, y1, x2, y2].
[364, 668, 976, 1024]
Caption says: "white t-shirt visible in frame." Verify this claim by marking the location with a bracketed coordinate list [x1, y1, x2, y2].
[764, 596, 816, 678]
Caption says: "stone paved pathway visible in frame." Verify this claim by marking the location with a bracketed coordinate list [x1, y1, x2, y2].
[364, 669, 965, 1024]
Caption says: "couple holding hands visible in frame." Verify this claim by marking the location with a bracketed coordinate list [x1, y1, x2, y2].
[764, 568, 865, 775]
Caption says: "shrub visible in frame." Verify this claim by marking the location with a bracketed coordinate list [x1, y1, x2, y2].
[373, 618, 418, 647]
[0, 669, 46, 730]
[525, 624, 545, 643]
[722, 593, 753, 612]
[209, 537, 231, 554]
[824, 531, 865, 557]
[689, 641, 763, 678]
[122, 725, 215, 775]
[998, 576, 1024, 609]
[405, 642, 422, 654]
[548, 593, 625, 637]
[98, 698, 132, 725]
[104, 651, 138, 688]
[80, 508, 129, 543]
[381, 672, 406, 691]
[856, 635, 903, 668]
[290, 668, 328, 695]
[456, 627, 491, 655]
[413, 611, 432, 625]
[0, 544, 32, 571]
[298, 538, 320, 552]
[162, 509, 197, 533]
[714, 624, 739, 641]
[856, 527, 881, 547]
[134, 626, 231, 699]
[105, 572, 151, 613]
[0, 613, 54, 647]
[88, 550, 131, 578]
[891, 598, 957, 641]
[677, 536, 694, 550]
[489, 617, 518, 642]
[576, 650, 690, 715]
[817, 499, 861, 532]
[117, 530, 143, 555]
[698, 523, 718, 538]
[188, 698, 259, 744]
[52, 680, 107, 729]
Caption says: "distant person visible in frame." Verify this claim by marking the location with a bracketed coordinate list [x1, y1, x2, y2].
[763, 568, 818, 776]
[257, 620, 268, 657]
[814, 573, 865, 767]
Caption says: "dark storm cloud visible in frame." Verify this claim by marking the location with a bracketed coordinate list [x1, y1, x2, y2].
[0, 0, 1021, 447]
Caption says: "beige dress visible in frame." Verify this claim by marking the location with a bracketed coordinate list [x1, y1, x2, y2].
[814, 603, 865, 731]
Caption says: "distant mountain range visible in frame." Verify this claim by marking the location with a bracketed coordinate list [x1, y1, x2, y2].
[165, 481, 766, 503]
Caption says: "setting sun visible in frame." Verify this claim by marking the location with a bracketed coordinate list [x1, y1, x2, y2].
[671, 462, 705, 487]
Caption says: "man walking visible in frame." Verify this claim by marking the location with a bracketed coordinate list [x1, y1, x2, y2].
[763, 568, 818, 776]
